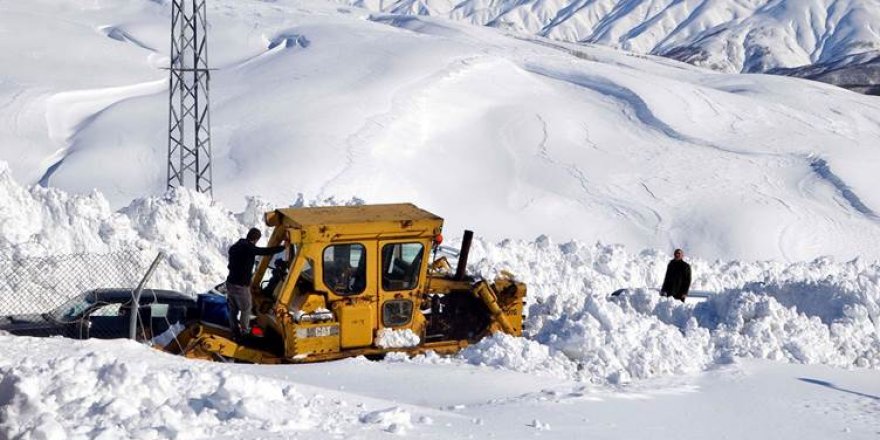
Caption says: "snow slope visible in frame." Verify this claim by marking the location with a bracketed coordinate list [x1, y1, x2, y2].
[1, 0, 880, 261]
[349, 0, 880, 77]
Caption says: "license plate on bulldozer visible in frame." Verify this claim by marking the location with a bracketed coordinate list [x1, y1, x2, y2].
[296, 325, 339, 338]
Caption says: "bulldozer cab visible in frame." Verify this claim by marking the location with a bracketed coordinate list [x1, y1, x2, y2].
[252, 204, 443, 357]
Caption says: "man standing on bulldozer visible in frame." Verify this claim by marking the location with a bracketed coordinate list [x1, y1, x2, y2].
[226, 228, 285, 339]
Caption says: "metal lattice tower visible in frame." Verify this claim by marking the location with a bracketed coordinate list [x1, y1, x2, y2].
[166, 0, 213, 196]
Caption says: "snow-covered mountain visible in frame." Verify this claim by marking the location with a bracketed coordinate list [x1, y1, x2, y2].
[349, 0, 880, 92]
[2, 0, 880, 262]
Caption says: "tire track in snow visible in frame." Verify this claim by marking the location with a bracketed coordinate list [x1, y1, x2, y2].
[0, 88, 27, 135]
[515, 37, 880, 242]
[315, 55, 486, 199]
[0, 88, 25, 112]
[532, 114, 662, 233]
[523, 64, 880, 225]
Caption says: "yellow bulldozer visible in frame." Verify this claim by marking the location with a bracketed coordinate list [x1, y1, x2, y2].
[166, 203, 525, 363]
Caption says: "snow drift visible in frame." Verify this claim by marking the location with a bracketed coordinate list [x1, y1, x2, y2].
[0, 337, 370, 439]
[466, 237, 880, 382]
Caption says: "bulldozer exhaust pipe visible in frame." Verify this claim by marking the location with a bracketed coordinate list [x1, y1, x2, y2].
[455, 230, 474, 281]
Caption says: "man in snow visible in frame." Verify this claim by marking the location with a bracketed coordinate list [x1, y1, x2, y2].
[226, 228, 285, 339]
[660, 248, 691, 302]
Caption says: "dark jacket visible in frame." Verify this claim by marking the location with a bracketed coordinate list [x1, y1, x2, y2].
[661, 259, 691, 298]
[226, 238, 285, 286]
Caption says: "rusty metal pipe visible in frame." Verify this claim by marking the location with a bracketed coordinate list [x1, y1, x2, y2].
[454, 230, 473, 281]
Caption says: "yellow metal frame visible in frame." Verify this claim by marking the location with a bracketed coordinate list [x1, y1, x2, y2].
[172, 203, 525, 364]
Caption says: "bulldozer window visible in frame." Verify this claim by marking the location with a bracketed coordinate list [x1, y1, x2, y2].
[382, 299, 413, 327]
[381, 242, 424, 291]
[322, 243, 367, 296]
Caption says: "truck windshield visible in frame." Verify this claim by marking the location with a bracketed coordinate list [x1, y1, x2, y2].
[50, 293, 97, 322]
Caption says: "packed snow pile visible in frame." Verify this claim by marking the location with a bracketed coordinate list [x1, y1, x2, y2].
[359, 407, 414, 435]
[533, 290, 712, 383]
[376, 328, 421, 348]
[462, 238, 880, 381]
[0, 336, 366, 440]
[456, 333, 578, 379]
[0, 160, 244, 294]
[385, 239, 880, 383]
[0, 161, 352, 296]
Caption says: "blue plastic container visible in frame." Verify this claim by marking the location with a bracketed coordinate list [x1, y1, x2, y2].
[197, 293, 229, 327]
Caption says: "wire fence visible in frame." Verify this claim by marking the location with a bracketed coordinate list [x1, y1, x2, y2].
[0, 250, 189, 342]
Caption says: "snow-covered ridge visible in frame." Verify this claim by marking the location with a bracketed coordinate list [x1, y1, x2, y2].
[349, 0, 880, 90]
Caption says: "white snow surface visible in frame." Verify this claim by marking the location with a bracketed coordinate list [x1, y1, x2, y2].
[2, 336, 879, 439]
[350, 0, 880, 74]
[0, 337, 366, 439]
[2, 0, 880, 261]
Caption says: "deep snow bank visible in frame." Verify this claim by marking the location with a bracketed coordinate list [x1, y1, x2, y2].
[0, 161, 246, 294]
[0, 336, 367, 440]
[2, 163, 879, 384]
[458, 238, 880, 382]
[0, 162, 350, 295]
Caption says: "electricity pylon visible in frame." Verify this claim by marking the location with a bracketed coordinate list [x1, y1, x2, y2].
[166, 0, 213, 196]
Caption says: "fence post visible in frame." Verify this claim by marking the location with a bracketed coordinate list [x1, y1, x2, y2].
[130, 252, 165, 340]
